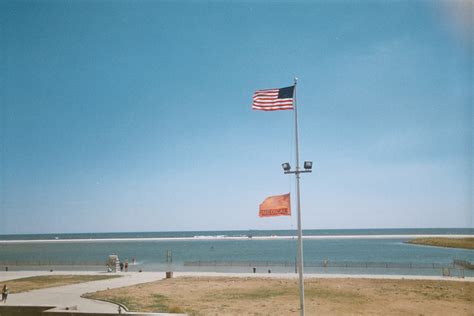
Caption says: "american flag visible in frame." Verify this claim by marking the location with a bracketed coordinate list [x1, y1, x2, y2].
[252, 85, 295, 111]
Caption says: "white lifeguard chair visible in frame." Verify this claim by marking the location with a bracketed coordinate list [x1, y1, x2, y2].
[106, 254, 120, 272]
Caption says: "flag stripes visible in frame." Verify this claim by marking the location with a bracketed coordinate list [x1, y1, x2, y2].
[252, 86, 294, 111]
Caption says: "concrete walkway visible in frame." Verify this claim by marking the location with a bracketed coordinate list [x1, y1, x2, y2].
[0, 271, 173, 314]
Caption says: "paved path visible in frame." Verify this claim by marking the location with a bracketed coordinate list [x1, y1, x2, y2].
[0, 271, 170, 313]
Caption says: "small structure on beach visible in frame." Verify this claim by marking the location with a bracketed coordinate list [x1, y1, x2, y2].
[106, 255, 120, 272]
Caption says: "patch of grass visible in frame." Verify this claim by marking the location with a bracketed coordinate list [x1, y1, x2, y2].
[219, 288, 291, 300]
[85, 291, 186, 314]
[151, 293, 170, 311]
[83, 277, 474, 315]
[406, 237, 474, 249]
[2, 274, 121, 294]
[148, 294, 185, 313]
[217, 282, 366, 305]
[98, 295, 141, 311]
[168, 306, 185, 313]
[305, 286, 367, 304]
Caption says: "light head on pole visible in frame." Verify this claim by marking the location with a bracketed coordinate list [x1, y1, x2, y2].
[304, 161, 313, 170]
[282, 162, 291, 172]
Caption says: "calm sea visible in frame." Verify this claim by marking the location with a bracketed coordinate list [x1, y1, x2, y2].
[0, 229, 473, 276]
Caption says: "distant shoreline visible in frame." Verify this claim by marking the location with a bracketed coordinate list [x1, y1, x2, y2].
[1, 234, 472, 243]
[406, 237, 474, 250]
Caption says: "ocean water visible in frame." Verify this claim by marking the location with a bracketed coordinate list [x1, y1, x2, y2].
[0, 229, 472, 276]
[0, 228, 472, 241]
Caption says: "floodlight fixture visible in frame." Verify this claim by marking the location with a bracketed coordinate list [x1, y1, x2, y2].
[282, 162, 291, 172]
[304, 161, 313, 170]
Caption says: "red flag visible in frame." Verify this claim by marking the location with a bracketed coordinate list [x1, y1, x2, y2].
[259, 193, 291, 217]
[252, 86, 294, 111]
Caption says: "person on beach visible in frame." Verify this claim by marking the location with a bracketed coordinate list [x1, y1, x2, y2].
[124, 259, 128, 272]
[119, 261, 124, 272]
[2, 285, 9, 303]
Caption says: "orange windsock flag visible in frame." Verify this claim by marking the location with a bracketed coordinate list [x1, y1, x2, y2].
[259, 193, 291, 217]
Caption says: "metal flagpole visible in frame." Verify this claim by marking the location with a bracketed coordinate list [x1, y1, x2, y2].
[293, 77, 305, 316]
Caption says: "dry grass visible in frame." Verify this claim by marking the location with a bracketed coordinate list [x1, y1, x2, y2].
[84, 276, 474, 315]
[407, 237, 474, 250]
[1, 274, 120, 294]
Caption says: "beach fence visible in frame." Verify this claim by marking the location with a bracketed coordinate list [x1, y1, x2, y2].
[454, 259, 474, 270]
[1, 259, 472, 277]
[184, 259, 473, 277]
[0, 260, 106, 271]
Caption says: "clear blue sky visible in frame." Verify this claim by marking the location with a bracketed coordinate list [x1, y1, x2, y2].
[1, 0, 472, 234]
